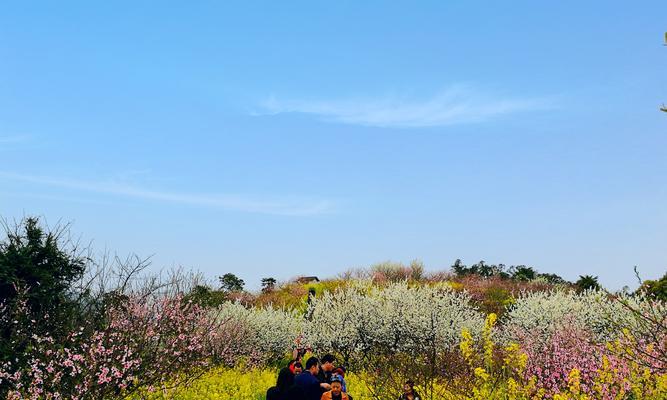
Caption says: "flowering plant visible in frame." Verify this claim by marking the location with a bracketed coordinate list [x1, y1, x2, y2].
[0, 294, 221, 399]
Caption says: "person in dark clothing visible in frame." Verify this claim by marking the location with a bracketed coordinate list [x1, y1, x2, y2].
[294, 357, 326, 400]
[286, 384, 306, 400]
[316, 354, 336, 385]
[397, 380, 421, 400]
[266, 367, 295, 400]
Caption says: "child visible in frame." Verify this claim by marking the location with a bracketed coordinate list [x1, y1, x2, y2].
[331, 367, 347, 393]
[320, 375, 349, 400]
[398, 380, 421, 400]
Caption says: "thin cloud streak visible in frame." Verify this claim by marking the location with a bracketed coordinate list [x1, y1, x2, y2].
[0, 135, 31, 144]
[0, 172, 333, 216]
[258, 86, 552, 128]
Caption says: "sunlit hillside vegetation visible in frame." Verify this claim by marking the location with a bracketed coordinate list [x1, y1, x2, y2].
[1, 218, 665, 399]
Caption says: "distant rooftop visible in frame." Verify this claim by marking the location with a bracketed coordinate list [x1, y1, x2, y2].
[295, 276, 320, 284]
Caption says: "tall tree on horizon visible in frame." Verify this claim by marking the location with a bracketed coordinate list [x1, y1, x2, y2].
[261, 277, 277, 293]
[576, 275, 601, 291]
[218, 273, 245, 293]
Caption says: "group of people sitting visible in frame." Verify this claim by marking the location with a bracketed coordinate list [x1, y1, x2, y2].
[266, 353, 422, 400]
[266, 354, 349, 400]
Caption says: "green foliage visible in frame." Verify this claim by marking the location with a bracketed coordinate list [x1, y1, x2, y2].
[637, 272, 667, 301]
[576, 275, 601, 291]
[511, 266, 536, 282]
[451, 260, 517, 280]
[219, 273, 245, 292]
[476, 261, 506, 278]
[536, 273, 568, 285]
[451, 260, 570, 288]
[261, 277, 276, 293]
[451, 259, 471, 277]
[0, 217, 88, 363]
[183, 285, 227, 308]
[457, 260, 505, 278]
[482, 287, 514, 316]
[0, 217, 86, 311]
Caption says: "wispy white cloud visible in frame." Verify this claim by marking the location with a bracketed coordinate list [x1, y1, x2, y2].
[256, 86, 551, 128]
[0, 135, 31, 144]
[0, 172, 333, 216]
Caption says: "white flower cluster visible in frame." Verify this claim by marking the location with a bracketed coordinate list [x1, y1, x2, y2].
[214, 302, 303, 360]
[500, 290, 658, 344]
[303, 281, 484, 360]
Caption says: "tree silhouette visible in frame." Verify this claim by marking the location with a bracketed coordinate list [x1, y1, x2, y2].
[511, 266, 536, 281]
[261, 277, 277, 293]
[576, 275, 601, 291]
[218, 273, 244, 292]
[536, 272, 567, 284]
[451, 259, 470, 277]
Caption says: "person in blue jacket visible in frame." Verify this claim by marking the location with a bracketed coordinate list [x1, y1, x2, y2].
[294, 357, 330, 400]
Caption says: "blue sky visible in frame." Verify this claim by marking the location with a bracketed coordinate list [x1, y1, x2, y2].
[1, 1, 666, 290]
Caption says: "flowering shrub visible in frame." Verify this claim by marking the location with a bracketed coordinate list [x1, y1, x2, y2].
[134, 367, 275, 400]
[0, 294, 221, 399]
[213, 302, 303, 365]
[30, 289, 657, 400]
[301, 281, 483, 399]
[2, 269, 665, 399]
[501, 290, 651, 345]
[131, 368, 388, 400]
[519, 321, 604, 395]
[304, 281, 484, 366]
[254, 282, 310, 309]
[456, 313, 537, 399]
[497, 290, 667, 398]
[457, 313, 667, 399]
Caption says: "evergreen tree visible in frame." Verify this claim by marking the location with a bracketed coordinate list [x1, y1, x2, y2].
[576, 275, 601, 291]
[261, 277, 277, 293]
[218, 273, 245, 292]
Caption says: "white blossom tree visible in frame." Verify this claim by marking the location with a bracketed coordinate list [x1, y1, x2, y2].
[303, 281, 484, 399]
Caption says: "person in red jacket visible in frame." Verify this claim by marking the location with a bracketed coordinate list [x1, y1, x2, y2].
[288, 360, 304, 375]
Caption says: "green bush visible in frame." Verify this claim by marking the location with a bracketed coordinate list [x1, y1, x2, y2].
[0, 217, 89, 365]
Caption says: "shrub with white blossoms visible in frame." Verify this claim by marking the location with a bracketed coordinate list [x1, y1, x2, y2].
[304, 281, 484, 366]
[500, 289, 657, 345]
[213, 302, 303, 364]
